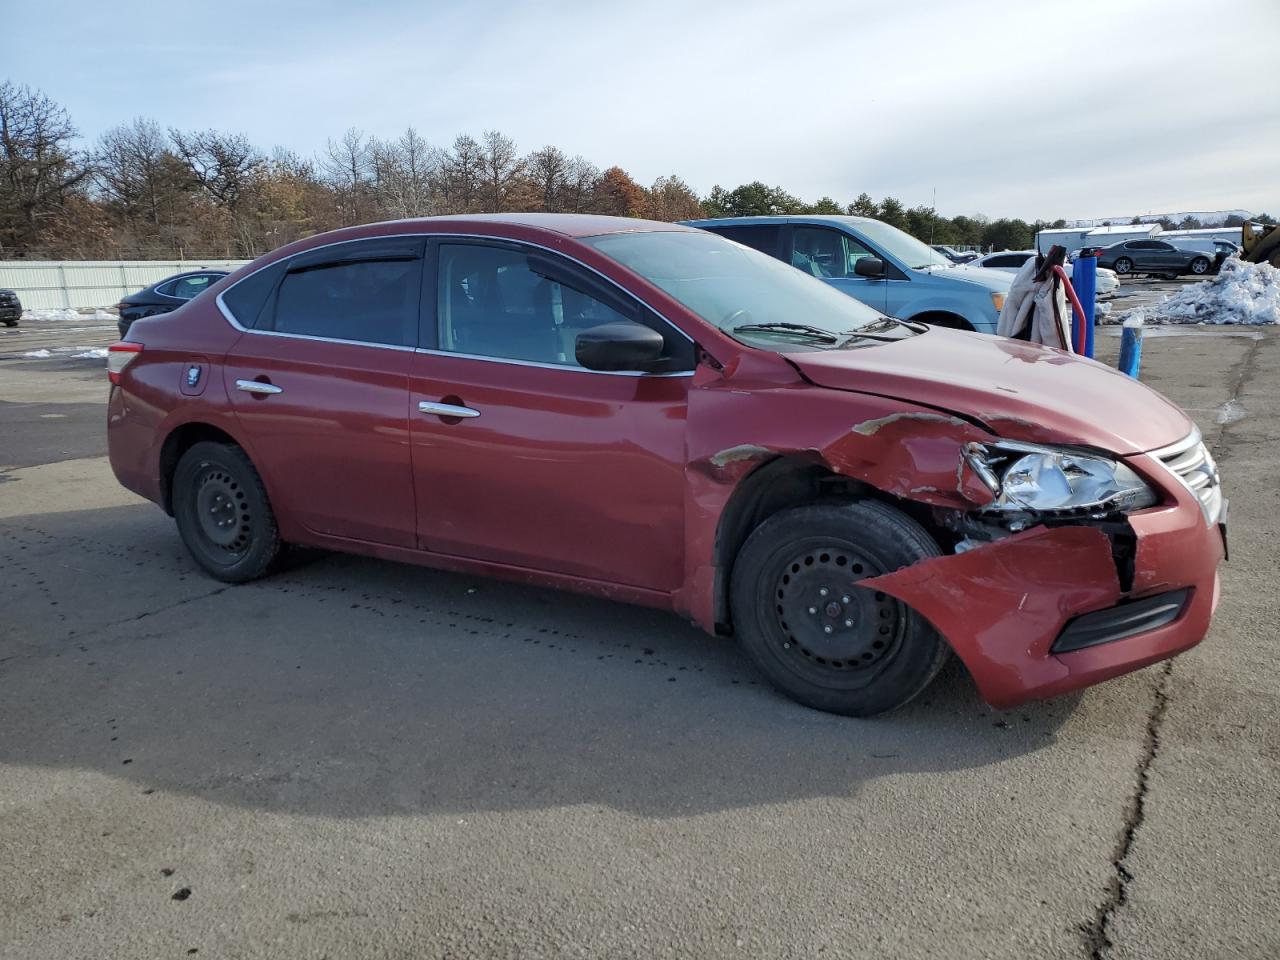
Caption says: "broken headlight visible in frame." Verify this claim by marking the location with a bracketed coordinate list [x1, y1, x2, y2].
[964, 440, 1158, 515]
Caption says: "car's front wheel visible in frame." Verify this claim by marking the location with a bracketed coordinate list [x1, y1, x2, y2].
[1113, 257, 1133, 274]
[1190, 257, 1210, 275]
[730, 501, 950, 717]
[173, 441, 281, 583]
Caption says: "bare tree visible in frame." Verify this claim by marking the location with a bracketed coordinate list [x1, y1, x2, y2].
[526, 145, 569, 212]
[440, 134, 483, 214]
[562, 155, 600, 213]
[477, 129, 525, 212]
[371, 127, 440, 219]
[0, 80, 92, 253]
[319, 127, 373, 225]
[169, 128, 263, 210]
[96, 117, 186, 228]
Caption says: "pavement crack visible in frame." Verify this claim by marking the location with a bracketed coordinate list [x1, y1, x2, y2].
[1085, 332, 1265, 959]
[1084, 660, 1173, 960]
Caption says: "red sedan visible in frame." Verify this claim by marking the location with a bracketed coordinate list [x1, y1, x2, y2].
[107, 214, 1226, 716]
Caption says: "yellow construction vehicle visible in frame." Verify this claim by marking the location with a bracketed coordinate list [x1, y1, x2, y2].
[1241, 221, 1280, 266]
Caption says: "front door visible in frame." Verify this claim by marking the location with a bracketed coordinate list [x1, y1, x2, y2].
[408, 239, 693, 591]
[224, 237, 423, 547]
[788, 225, 890, 315]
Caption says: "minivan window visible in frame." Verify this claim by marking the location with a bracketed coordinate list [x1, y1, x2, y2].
[791, 226, 875, 279]
[585, 230, 912, 351]
[708, 225, 782, 257]
[272, 255, 420, 346]
[437, 242, 693, 369]
[849, 219, 952, 269]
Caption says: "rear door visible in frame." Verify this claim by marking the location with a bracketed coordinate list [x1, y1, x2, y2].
[222, 237, 422, 547]
[408, 238, 694, 591]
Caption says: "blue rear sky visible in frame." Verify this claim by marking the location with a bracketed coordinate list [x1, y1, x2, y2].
[9, 0, 1279, 220]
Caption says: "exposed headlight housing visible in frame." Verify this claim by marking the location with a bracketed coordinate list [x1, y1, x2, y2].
[963, 440, 1158, 518]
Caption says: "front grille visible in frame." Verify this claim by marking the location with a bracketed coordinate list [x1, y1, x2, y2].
[1153, 431, 1222, 523]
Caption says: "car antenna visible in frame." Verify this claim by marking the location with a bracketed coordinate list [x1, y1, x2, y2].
[929, 188, 937, 248]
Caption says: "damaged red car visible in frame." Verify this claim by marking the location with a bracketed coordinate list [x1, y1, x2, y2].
[107, 214, 1227, 716]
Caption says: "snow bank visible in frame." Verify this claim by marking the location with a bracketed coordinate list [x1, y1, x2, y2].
[20, 346, 108, 360]
[22, 349, 53, 358]
[21, 308, 117, 322]
[73, 348, 109, 359]
[1147, 259, 1280, 325]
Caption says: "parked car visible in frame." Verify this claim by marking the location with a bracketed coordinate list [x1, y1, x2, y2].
[1094, 239, 1213, 278]
[969, 250, 1120, 296]
[116, 270, 229, 337]
[107, 214, 1226, 717]
[683, 215, 1012, 332]
[931, 244, 978, 264]
[0, 288, 20, 327]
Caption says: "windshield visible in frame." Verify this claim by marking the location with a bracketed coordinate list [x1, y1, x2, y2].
[853, 220, 953, 270]
[584, 230, 914, 351]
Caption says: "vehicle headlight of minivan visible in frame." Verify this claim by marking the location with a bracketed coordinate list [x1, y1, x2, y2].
[990, 291, 1006, 313]
[963, 440, 1158, 515]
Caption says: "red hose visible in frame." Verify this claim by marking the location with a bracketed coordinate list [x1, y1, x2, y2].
[1053, 264, 1086, 352]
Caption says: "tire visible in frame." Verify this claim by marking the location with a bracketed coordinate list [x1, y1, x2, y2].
[1113, 257, 1133, 275]
[729, 500, 950, 717]
[172, 441, 281, 583]
[1164, 272, 1180, 281]
[1190, 257, 1210, 275]
[2, 319, 17, 328]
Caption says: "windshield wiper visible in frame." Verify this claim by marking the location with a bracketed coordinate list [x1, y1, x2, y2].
[731, 322, 839, 343]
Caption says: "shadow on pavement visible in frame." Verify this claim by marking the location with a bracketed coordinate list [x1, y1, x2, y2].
[1, 502, 1082, 820]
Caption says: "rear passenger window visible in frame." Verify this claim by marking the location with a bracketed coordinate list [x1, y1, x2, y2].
[269, 241, 423, 347]
[221, 262, 284, 329]
[706, 225, 783, 258]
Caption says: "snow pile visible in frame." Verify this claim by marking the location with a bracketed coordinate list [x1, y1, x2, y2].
[21, 307, 117, 322]
[1148, 259, 1280, 325]
[20, 346, 108, 360]
[22, 349, 52, 358]
[74, 348, 109, 359]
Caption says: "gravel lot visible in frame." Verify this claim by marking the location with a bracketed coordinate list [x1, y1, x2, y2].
[1, 315, 1277, 959]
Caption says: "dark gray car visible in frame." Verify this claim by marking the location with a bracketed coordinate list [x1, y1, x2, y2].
[1095, 239, 1212, 278]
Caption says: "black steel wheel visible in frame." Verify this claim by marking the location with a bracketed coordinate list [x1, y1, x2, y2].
[173, 441, 280, 582]
[730, 501, 949, 716]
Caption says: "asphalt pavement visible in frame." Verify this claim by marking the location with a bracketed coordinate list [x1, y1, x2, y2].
[1, 316, 1276, 959]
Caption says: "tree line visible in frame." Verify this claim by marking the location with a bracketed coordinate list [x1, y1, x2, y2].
[6, 78, 1252, 263]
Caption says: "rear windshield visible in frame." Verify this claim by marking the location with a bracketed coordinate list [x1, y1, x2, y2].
[584, 230, 915, 351]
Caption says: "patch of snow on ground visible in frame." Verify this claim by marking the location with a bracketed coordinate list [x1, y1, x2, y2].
[1146, 259, 1280, 325]
[21, 307, 118, 322]
[73, 348, 109, 359]
[19, 346, 109, 360]
[22, 349, 52, 358]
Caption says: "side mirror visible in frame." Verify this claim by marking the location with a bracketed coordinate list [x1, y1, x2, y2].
[854, 257, 887, 278]
[575, 321, 665, 372]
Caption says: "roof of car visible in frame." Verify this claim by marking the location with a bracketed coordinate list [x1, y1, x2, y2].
[395, 212, 697, 238]
[683, 215, 879, 228]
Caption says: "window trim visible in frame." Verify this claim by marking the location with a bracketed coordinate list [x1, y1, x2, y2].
[215, 232, 696, 376]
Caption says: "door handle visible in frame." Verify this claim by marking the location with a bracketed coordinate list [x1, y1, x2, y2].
[418, 400, 480, 418]
[236, 379, 283, 395]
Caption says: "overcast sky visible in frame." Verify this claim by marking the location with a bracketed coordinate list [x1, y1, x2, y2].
[10, 0, 1279, 221]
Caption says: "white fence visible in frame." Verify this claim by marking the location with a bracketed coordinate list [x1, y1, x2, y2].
[0, 260, 251, 309]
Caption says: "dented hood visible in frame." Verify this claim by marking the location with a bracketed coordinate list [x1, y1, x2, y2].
[789, 329, 1193, 454]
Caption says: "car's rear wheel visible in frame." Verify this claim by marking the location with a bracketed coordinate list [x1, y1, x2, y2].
[1113, 257, 1133, 274]
[2, 319, 17, 328]
[1190, 257, 1210, 275]
[173, 441, 280, 583]
[729, 501, 950, 717]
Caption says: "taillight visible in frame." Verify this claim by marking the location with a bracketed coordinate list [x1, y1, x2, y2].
[107, 341, 143, 385]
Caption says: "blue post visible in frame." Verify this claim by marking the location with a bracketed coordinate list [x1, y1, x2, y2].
[1072, 255, 1097, 358]
[1118, 316, 1143, 378]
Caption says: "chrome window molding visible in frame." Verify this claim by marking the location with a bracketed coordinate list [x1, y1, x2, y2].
[413, 347, 694, 378]
[214, 231, 697, 365]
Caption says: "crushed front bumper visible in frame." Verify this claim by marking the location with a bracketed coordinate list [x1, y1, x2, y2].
[861, 479, 1225, 708]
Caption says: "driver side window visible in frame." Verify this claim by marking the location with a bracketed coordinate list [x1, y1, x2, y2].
[435, 243, 694, 371]
[791, 227, 875, 280]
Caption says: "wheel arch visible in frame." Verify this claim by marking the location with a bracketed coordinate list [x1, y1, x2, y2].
[906, 310, 975, 331]
[158, 421, 249, 515]
[709, 455, 948, 634]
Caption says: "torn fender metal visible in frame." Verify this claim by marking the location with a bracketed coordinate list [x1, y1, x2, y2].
[860, 526, 1125, 708]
